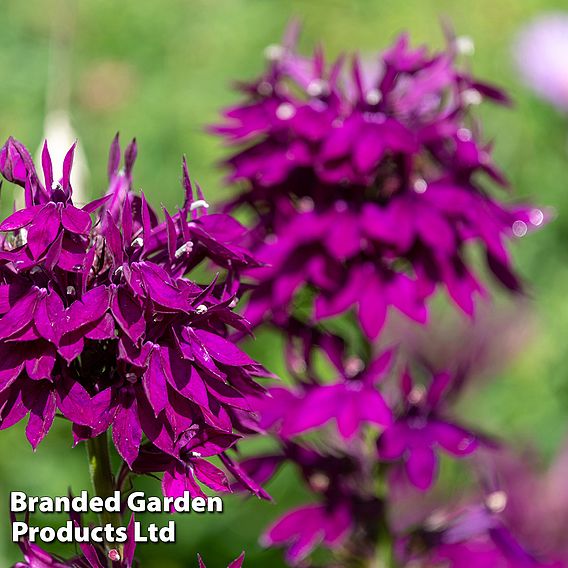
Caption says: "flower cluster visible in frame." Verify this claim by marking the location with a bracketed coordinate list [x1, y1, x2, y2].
[237, 335, 568, 567]
[213, 24, 558, 568]
[0, 135, 269, 499]
[214, 24, 546, 338]
[243, 328, 481, 564]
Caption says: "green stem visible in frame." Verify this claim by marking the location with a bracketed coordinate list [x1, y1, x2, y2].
[86, 431, 123, 532]
[375, 528, 397, 568]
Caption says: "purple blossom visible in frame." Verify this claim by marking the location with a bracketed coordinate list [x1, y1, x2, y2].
[408, 497, 564, 568]
[214, 25, 547, 338]
[0, 135, 269, 493]
[258, 349, 394, 440]
[515, 13, 568, 112]
[262, 502, 351, 565]
[244, 443, 368, 565]
[377, 369, 479, 490]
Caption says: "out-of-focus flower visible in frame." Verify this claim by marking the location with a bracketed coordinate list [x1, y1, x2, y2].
[515, 13, 568, 112]
[215, 24, 546, 339]
[258, 348, 394, 440]
[406, 496, 564, 567]
[377, 369, 479, 490]
[246, 443, 371, 565]
[0, 135, 270, 496]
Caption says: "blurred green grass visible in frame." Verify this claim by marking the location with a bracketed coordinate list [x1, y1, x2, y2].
[1, 0, 568, 565]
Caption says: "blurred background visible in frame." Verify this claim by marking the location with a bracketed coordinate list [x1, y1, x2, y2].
[1, 0, 567, 565]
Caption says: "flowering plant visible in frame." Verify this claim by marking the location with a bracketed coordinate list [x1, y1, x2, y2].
[214, 23, 546, 338]
[0, 135, 263, 566]
[212, 24, 564, 567]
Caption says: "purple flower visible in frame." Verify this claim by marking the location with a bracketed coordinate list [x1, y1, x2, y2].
[247, 443, 363, 565]
[262, 503, 351, 565]
[377, 369, 478, 490]
[0, 135, 269, 492]
[515, 13, 568, 112]
[258, 349, 394, 440]
[409, 496, 564, 568]
[214, 25, 546, 338]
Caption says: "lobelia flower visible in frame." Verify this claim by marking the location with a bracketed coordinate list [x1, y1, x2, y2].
[514, 13, 568, 113]
[257, 348, 394, 440]
[0, 135, 270, 495]
[377, 369, 479, 490]
[214, 24, 547, 339]
[247, 443, 369, 565]
[405, 492, 564, 568]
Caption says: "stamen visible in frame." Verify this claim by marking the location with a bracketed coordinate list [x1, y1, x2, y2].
[486, 491, 507, 513]
[175, 241, 194, 259]
[461, 88, 482, 106]
[365, 89, 382, 105]
[456, 36, 475, 56]
[276, 103, 296, 121]
[307, 79, 328, 97]
[264, 44, 285, 61]
[413, 178, 428, 194]
[189, 199, 209, 212]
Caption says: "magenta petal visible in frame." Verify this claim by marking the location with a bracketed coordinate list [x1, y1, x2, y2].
[61, 205, 92, 235]
[194, 329, 256, 366]
[283, 386, 340, 436]
[193, 459, 230, 492]
[27, 203, 61, 258]
[34, 291, 64, 344]
[0, 344, 26, 392]
[406, 445, 437, 490]
[56, 377, 111, 428]
[65, 286, 110, 333]
[25, 350, 56, 381]
[143, 348, 169, 416]
[358, 389, 392, 428]
[358, 273, 387, 339]
[228, 552, 246, 568]
[112, 392, 142, 467]
[0, 287, 41, 341]
[336, 394, 361, 439]
[162, 463, 206, 500]
[431, 420, 478, 456]
[0, 206, 41, 231]
[111, 287, 145, 343]
[377, 422, 408, 460]
[26, 383, 56, 450]
[322, 505, 351, 546]
[0, 385, 28, 430]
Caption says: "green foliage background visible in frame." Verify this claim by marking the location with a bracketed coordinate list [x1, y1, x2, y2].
[0, 0, 567, 566]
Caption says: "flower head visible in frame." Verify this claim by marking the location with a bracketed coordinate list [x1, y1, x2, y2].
[515, 13, 568, 112]
[377, 369, 479, 490]
[0, 135, 269, 486]
[214, 25, 546, 338]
